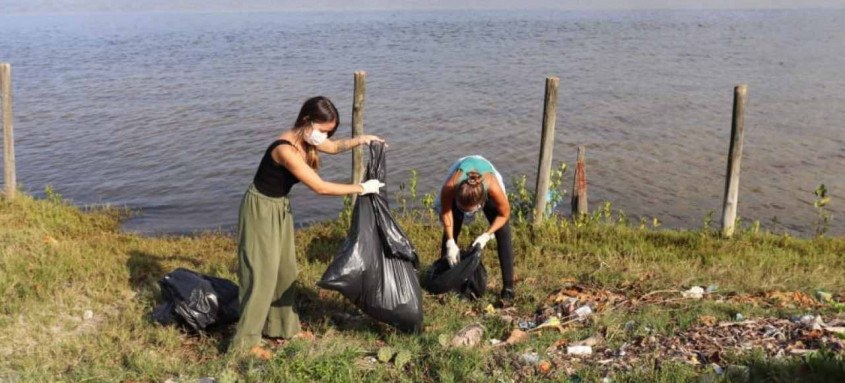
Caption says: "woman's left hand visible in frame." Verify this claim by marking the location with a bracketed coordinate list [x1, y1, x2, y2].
[358, 135, 386, 146]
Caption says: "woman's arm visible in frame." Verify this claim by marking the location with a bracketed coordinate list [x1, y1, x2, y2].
[484, 173, 510, 234]
[439, 171, 462, 239]
[316, 135, 384, 154]
[276, 145, 363, 196]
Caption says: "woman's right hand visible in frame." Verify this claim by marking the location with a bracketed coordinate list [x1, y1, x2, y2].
[359, 179, 385, 195]
[445, 239, 460, 267]
[358, 135, 386, 147]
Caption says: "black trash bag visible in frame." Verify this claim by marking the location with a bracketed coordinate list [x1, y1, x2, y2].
[152, 268, 240, 332]
[424, 244, 488, 300]
[317, 142, 424, 332]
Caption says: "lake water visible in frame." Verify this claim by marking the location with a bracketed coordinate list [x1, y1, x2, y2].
[1, 9, 843, 236]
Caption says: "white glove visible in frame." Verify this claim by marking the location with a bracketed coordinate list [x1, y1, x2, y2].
[445, 239, 460, 267]
[472, 233, 493, 249]
[359, 179, 385, 195]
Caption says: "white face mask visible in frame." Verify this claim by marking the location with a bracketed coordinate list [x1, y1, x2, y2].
[305, 126, 328, 146]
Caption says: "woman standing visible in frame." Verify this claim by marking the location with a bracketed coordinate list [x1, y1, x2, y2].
[438, 155, 515, 303]
[231, 96, 385, 353]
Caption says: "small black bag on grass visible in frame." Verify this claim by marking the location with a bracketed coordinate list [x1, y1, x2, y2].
[424, 244, 488, 300]
[152, 268, 240, 332]
[318, 142, 424, 332]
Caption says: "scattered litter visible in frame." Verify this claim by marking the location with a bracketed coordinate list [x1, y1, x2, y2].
[529, 316, 565, 333]
[519, 352, 540, 365]
[734, 313, 744, 321]
[681, 286, 705, 299]
[573, 305, 592, 320]
[537, 360, 553, 374]
[450, 323, 484, 348]
[518, 319, 536, 330]
[83, 310, 93, 321]
[489, 339, 503, 346]
[496, 329, 530, 348]
[574, 336, 600, 347]
[566, 345, 593, 355]
[706, 284, 718, 293]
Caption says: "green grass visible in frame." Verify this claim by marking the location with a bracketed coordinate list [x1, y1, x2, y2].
[1, 190, 844, 382]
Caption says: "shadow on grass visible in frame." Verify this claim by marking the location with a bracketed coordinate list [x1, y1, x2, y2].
[741, 350, 845, 383]
[304, 233, 346, 264]
[126, 250, 203, 290]
[296, 283, 385, 337]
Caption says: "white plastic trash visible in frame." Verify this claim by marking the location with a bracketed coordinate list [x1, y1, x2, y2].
[681, 286, 705, 299]
[574, 305, 592, 320]
[567, 345, 593, 355]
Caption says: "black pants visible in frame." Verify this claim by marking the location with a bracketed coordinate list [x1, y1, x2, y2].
[441, 199, 514, 291]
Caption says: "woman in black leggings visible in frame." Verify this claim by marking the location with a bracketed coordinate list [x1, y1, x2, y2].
[438, 156, 515, 302]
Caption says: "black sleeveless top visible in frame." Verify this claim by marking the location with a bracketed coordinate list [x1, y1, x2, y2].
[252, 139, 301, 197]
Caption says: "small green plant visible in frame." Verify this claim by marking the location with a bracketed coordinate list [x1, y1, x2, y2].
[43, 185, 63, 205]
[702, 210, 714, 232]
[338, 195, 354, 226]
[506, 162, 567, 224]
[814, 184, 832, 236]
[393, 169, 420, 216]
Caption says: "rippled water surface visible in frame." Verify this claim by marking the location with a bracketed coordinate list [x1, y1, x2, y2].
[1, 10, 843, 235]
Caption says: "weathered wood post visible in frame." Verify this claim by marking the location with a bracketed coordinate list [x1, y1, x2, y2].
[350, 71, 366, 204]
[721, 84, 747, 237]
[571, 145, 588, 217]
[1, 63, 15, 199]
[533, 76, 559, 225]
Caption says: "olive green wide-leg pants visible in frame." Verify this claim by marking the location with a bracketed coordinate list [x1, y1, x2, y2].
[231, 184, 301, 350]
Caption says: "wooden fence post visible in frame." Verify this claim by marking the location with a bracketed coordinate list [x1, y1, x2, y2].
[533, 76, 559, 225]
[350, 71, 366, 204]
[1, 63, 15, 199]
[571, 146, 588, 217]
[721, 84, 748, 237]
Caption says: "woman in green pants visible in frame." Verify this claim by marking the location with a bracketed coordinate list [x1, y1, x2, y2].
[231, 96, 385, 353]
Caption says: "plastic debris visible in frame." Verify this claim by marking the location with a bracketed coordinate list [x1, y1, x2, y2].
[573, 305, 592, 320]
[519, 352, 540, 365]
[83, 310, 94, 321]
[529, 316, 565, 333]
[518, 319, 537, 330]
[496, 329, 530, 347]
[566, 345, 593, 355]
[706, 284, 719, 293]
[735, 313, 745, 321]
[450, 323, 484, 348]
[537, 360, 553, 374]
[681, 286, 705, 299]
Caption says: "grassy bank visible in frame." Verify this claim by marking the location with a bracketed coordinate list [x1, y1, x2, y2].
[1, 191, 845, 382]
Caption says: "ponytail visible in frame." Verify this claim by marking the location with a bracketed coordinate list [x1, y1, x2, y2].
[457, 171, 486, 208]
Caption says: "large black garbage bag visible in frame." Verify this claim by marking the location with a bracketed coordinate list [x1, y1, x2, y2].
[424, 244, 488, 300]
[152, 268, 240, 332]
[317, 142, 424, 332]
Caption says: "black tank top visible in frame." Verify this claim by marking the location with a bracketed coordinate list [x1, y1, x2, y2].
[252, 139, 301, 197]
